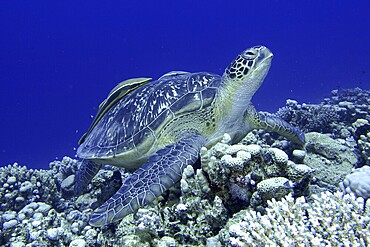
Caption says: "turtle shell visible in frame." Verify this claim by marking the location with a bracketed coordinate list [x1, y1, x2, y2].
[77, 71, 221, 161]
[78, 77, 152, 145]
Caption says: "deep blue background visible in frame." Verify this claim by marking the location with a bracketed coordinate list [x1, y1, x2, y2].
[1, 1, 369, 169]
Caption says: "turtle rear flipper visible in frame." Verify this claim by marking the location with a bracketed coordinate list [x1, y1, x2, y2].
[89, 134, 205, 227]
[74, 160, 101, 196]
[246, 105, 305, 145]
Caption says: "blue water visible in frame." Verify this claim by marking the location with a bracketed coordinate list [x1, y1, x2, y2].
[1, 1, 369, 169]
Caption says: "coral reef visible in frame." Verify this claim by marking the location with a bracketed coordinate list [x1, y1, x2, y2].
[218, 191, 370, 247]
[200, 133, 312, 211]
[276, 99, 339, 133]
[278, 88, 370, 166]
[0, 138, 312, 246]
[329, 88, 370, 123]
[1, 88, 370, 246]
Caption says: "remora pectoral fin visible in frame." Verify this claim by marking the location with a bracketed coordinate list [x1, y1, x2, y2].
[89, 134, 205, 227]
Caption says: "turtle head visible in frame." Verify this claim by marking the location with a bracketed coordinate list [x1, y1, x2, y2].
[223, 46, 273, 100]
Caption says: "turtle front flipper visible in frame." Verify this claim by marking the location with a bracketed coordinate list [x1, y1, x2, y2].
[89, 134, 205, 227]
[246, 105, 305, 145]
[74, 160, 101, 196]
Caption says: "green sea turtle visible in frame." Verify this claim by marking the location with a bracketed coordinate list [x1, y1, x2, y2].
[75, 45, 305, 227]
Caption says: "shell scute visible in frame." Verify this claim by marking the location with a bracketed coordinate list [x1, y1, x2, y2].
[78, 72, 221, 159]
[169, 92, 202, 114]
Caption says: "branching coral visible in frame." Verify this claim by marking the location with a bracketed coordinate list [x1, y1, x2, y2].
[276, 100, 339, 133]
[219, 191, 370, 247]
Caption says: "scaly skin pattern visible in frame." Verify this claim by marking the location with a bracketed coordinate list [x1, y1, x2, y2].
[245, 104, 305, 145]
[75, 45, 305, 226]
[89, 134, 204, 226]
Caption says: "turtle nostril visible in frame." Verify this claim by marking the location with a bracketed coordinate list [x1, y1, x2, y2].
[258, 53, 265, 61]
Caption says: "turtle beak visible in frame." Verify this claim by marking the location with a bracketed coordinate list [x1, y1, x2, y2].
[257, 46, 273, 63]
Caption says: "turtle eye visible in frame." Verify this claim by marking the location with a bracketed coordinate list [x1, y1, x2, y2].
[243, 51, 257, 60]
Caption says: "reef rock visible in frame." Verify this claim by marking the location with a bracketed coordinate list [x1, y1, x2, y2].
[304, 132, 358, 192]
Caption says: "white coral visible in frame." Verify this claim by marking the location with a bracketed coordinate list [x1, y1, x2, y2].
[267, 148, 288, 165]
[253, 177, 294, 203]
[220, 151, 251, 172]
[340, 165, 370, 199]
[225, 191, 370, 246]
[244, 144, 262, 156]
